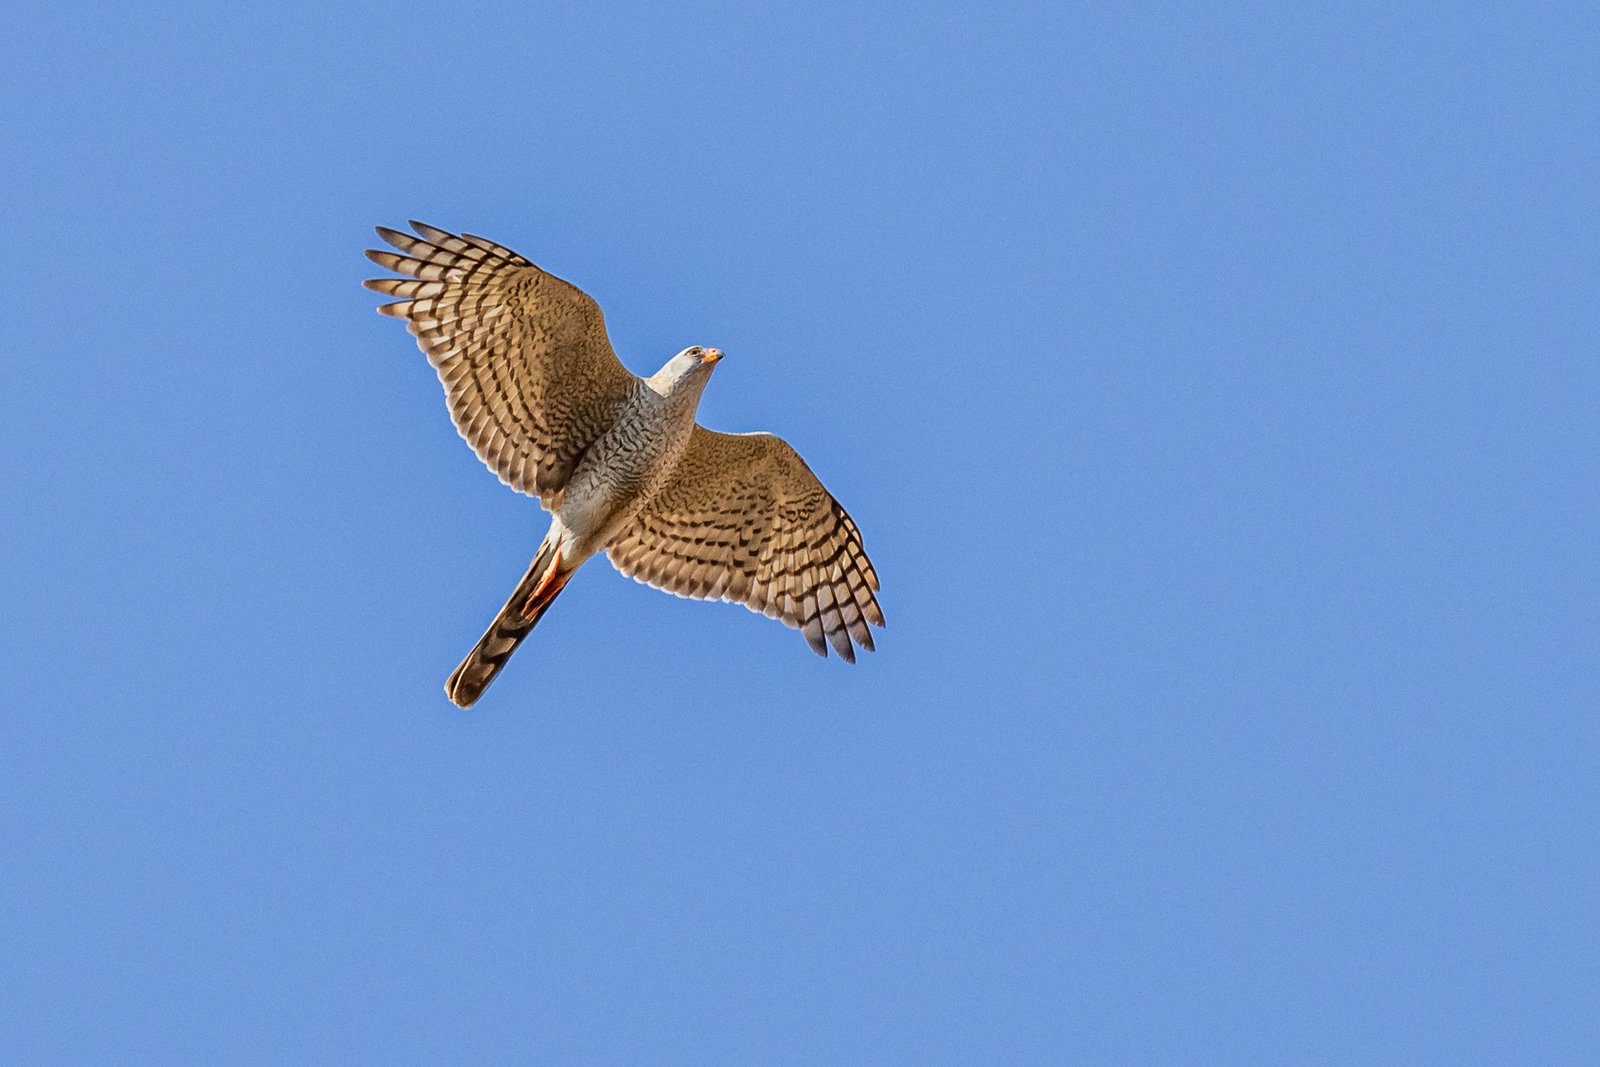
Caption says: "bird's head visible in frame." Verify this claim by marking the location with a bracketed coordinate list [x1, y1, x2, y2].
[656, 346, 723, 394]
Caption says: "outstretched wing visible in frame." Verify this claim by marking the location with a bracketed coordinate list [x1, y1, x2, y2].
[364, 222, 638, 507]
[606, 427, 884, 661]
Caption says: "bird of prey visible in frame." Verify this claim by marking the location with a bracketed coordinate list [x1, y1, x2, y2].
[364, 222, 884, 706]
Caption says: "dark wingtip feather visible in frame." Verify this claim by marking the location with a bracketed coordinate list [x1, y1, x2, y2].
[411, 220, 454, 242]
[374, 225, 410, 249]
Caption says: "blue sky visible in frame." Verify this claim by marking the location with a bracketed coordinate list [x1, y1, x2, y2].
[3, 2, 1597, 1063]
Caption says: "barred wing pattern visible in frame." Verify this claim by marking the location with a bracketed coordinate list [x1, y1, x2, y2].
[364, 222, 638, 506]
[606, 428, 884, 661]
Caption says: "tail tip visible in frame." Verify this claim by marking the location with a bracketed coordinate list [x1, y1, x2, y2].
[444, 667, 482, 709]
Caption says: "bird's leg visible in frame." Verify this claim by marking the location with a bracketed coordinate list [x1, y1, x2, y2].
[520, 547, 573, 621]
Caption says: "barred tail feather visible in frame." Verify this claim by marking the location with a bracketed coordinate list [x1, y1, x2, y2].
[445, 541, 570, 708]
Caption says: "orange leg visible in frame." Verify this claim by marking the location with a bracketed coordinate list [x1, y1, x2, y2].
[520, 548, 573, 620]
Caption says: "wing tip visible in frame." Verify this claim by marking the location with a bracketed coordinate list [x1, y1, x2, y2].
[410, 219, 456, 243]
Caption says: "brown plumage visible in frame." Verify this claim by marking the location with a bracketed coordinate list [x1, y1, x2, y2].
[366, 222, 883, 705]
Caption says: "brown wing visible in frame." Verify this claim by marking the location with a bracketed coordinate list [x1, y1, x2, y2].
[364, 222, 638, 506]
[606, 427, 884, 661]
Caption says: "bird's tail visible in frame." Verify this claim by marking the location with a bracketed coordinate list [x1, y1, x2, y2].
[445, 539, 575, 708]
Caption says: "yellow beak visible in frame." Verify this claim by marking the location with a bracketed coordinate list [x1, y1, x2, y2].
[700, 348, 723, 365]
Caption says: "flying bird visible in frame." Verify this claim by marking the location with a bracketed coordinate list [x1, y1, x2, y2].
[364, 222, 884, 706]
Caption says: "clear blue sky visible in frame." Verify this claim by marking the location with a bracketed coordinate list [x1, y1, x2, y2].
[4, 3, 1596, 1063]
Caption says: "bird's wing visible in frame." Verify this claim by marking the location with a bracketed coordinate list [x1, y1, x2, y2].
[606, 427, 884, 661]
[364, 222, 638, 506]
